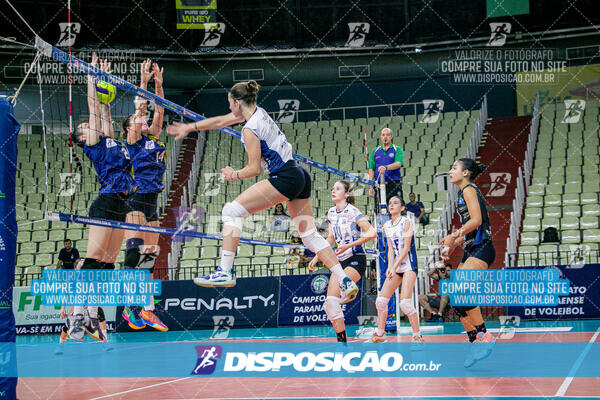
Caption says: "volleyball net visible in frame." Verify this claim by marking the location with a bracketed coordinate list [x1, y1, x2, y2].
[12, 36, 447, 331]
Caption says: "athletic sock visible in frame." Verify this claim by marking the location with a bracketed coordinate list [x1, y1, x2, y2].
[375, 328, 384, 336]
[331, 264, 347, 282]
[144, 296, 155, 311]
[336, 331, 347, 343]
[467, 330, 477, 342]
[475, 323, 487, 334]
[413, 331, 421, 338]
[220, 250, 235, 272]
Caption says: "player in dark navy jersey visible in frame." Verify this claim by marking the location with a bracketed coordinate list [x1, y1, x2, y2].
[440, 158, 496, 367]
[167, 80, 359, 303]
[68, 54, 135, 341]
[120, 59, 168, 331]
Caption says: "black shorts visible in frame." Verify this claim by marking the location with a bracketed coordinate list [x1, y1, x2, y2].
[427, 295, 441, 309]
[127, 192, 159, 222]
[340, 254, 367, 277]
[89, 193, 128, 222]
[268, 160, 311, 201]
[462, 240, 496, 265]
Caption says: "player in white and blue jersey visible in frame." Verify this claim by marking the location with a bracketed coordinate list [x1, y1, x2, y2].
[167, 81, 359, 303]
[308, 181, 376, 342]
[371, 196, 423, 345]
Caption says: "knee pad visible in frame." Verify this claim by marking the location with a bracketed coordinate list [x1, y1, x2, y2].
[400, 298, 416, 316]
[81, 258, 101, 270]
[125, 238, 144, 269]
[324, 296, 344, 322]
[375, 296, 389, 313]
[300, 228, 329, 253]
[222, 201, 249, 231]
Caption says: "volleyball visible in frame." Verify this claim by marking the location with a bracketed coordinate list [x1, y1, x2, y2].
[95, 80, 116, 104]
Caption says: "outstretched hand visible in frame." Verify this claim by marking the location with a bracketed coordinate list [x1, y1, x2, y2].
[166, 121, 190, 141]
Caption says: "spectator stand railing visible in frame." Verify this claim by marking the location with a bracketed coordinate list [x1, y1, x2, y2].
[431, 95, 488, 265]
[505, 93, 541, 266]
[267, 102, 424, 122]
[506, 247, 600, 268]
[167, 133, 206, 280]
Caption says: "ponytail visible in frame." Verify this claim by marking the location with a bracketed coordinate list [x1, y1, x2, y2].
[230, 80, 260, 105]
[338, 180, 355, 205]
[458, 158, 486, 181]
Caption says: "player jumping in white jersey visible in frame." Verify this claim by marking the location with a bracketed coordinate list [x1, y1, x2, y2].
[309, 181, 376, 342]
[167, 80, 358, 303]
[371, 196, 423, 346]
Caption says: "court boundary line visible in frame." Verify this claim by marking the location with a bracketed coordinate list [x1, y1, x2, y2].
[88, 377, 191, 400]
[554, 326, 600, 397]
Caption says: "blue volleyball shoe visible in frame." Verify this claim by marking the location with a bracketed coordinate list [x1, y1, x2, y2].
[123, 306, 146, 330]
[339, 277, 358, 304]
[193, 266, 236, 287]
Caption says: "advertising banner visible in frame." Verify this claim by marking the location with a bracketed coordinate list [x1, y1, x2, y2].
[278, 274, 362, 326]
[12, 287, 116, 335]
[115, 277, 279, 332]
[506, 264, 600, 320]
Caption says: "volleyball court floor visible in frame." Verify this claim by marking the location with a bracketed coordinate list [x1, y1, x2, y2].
[16, 319, 600, 399]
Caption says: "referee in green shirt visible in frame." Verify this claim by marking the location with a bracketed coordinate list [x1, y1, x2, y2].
[368, 128, 404, 205]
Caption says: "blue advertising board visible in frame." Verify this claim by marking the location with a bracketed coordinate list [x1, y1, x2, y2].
[506, 263, 600, 320]
[278, 274, 362, 326]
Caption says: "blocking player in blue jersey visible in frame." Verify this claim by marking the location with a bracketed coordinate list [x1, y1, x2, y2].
[68, 54, 136, 341]
[121, 59, 168, 331]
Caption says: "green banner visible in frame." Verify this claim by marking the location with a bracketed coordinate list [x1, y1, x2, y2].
[487, 0, 529, 18]
[176, 0, 217, 29]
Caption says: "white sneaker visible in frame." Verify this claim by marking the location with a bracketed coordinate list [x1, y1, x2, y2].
[193, 267, 236, 287]
[339, 277, 358, 304]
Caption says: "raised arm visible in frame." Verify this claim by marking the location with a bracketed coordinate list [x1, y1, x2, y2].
[166, 112, 245, 141]
[148, 62, 164, 138]
[99, 58, 114, 139]
[86, 52, 101, 145]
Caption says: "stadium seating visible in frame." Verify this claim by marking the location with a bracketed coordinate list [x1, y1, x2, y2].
[517, 101, 600, 266]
